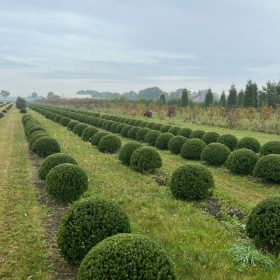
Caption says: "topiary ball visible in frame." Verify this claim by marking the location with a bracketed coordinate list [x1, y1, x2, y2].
[127, 126, 141, 139]
[121, 125, 132, 137]
[130, 147, 162, 173]
[38, 153, 77, 180]
[135, 128, 150, 141]
[46, 163, 88, 203]
[237, 137, 261, 153]
[57, 197, 131, 264]
[33, 137, 61, 158]
[59, 117, 71, 127]
[155, 132, 174, 150]
[77, 233, 176, 280]
[0, 112, 4, 118]
[118, 142, 142, 166]
[98, 134, 121, 154]
[253, 154, 280, 183]
[160, 125, 172, 133]
[189, 130, 205, 139]
[73, 123, 89, 137]
[226, 148, 258, 175]
[246, 197, 280, 255]
[201, 132, 220, 144]
[170, 163, 214, 201]
[144, 130, 162, 146]
[177, 128, 192, 138]
[201, 143, 231, 166]
[217, 134, 238, 151]
[82, 126, 98, 142]
[168, 126, 181, 135]
[180, 138, 207, 160]
[27, 126, 45, 137]
[29, 132, 49, 152]
[67, 120, 79, 131]
[260, 141, 280, 156]
[91, 131, 109, 146]
[168, 136, 187, 154]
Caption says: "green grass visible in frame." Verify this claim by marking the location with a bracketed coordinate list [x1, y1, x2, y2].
[30, 110, 280, 280]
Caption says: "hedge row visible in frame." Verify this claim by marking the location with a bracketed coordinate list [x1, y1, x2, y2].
[0, 103, 13, 118]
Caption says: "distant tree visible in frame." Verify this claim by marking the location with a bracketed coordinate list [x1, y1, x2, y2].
[237, 90, 244, 106]
[258, 90, 267, 107]
[16, 97, 27, 109]
[47, 91, 59, 99]
[227, 84, 238, 107]
[244, 80, 258, 107]
[263, 81, 280, 108]
[159, 94, 166, 106]
[0, 90, 10, 98]
[181, 88, 189, 107]
[220, 91, 227, 107]
[204, 89, 214, 108]
[31, 92, 38, 97]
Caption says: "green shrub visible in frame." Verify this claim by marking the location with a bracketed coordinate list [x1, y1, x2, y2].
[29, 132, 49, 152]
[160, 125, 172, 133]
[33, 137, 61, 158]
[189, 130, 205, 139]
[57, 197, 131, 264]
[168, 126, 181, 135]
[39, 153, 77, 180]
[145, 122, 154, 129]
[73, 123, 89, 137]
[118, 142, 142, 166]
[237, 137, 261, 153]
[177, 128, 192, 138]
[59, 117, 71, 127]
[127, 126, 141, 139]
[20, 108, 27, 114]
[226, 148, 258, 175]
[27, 126, 45, 137]
[180, 139, 207, 160]
[260, 141, 280, 156]
[130, 147, 162, 173]
[151, 123, 162, 131]
[109, 122, 119, 133]
[170, 163, 214, 201]
[82, 127, 98, 142]
[67, 120, 79, 131]
[246, 197, 280, 255]
[201, 143, 231, 166]
[115, 123, 125, 133]
[46, 163, 88, 203]
[144, 130, 162, 146]
[121, 125, 132, 137]
[217, 134, 238, 151]
[77, 233, 176, 280]
[135, 128, 150, 141]
[155, 132, 174, 150]
[201, 132, 220, 144]
[0, 112, 4, 118]
[91, 132, 109, 146]
[168, 136, 187, 154]
[253, 154, 280, 183]
[98, 135, 121, 153]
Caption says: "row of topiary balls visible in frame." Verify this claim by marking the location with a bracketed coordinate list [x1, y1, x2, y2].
[0, 103, 13, 118]
[31, 104, 280, 183]
[22, 113, 177, 279]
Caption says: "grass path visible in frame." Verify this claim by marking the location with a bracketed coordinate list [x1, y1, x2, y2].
[30, 110, 280, 280]
[0, 109, 53, 279]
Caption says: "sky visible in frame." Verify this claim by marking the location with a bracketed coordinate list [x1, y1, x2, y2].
[0, 0, 280, 97]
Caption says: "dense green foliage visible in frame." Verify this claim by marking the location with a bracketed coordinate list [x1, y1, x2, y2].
[155, 132, 174, 150]
[98, 134, 121, 153]
[189, 129, 205, 139]
[16, 97, 27, 109]
[33, 136, 61, 158]
[217, 134, 238, 151]
[201, 143, 231, 166]
[73, 123, 89, 137]
[82, 126, 98, 142]
[180, 139, 207, 160]
[168, 136, 187, 154]
[201, 131, 220, 144]
[260, 141, 280, 156]
[144, 130, 161, 146]
[177, 128, 192, 138]
[237, 137, 261, 153]
[91, 131, 109, 146]
[168, 126, 181, 135]
[135, 128, 150, 141]
[118, 142, 142, 166]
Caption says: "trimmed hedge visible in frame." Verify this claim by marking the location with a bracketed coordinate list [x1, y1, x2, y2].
[177, 128, 192, 138]
[67, 120, 79, 131]
[260, 141, 280, 156]
[144, 130, 161, 146]
[82, 127, 98, 142]
[46, 163, 88, 203]
[130, 147, 162, 173]
[73, 123, 89, 137]
[29, 132, 49, 152]
[180, 139, 207, 160]
[91, 132, 109, 146]
[121, 125, 132, 137]
[217, 134, 238, 151]
[33, 137, 61, 158]
[60, 117, 71, 127]
[170, 163, 214, 201]
[39, 153, 77, 180]
[155, 132, 174, 150]
[135, 128, 150, 141]
[127, 126, 141, 139]
[253, 154, 280, 183]
[160, 125, 172, 133]
[118, 142, 142, 166]
[201, 132, 220, 144]
[226, 148, 259, 175]
[57, 197, 131, 264]
[201, 143, 231, 166]
[237, 137, 261, 153]
[246, 197, 280, 255]
[189, 130, 205, 139]
[77, 234, 176, 280]
[168, 126, 181, 135]
[98, 134, 121, 153]
[168, 136, 187, 154]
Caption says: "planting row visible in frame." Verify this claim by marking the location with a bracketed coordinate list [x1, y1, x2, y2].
[30, 104, 280, 183]
[0, 103, 13, 118]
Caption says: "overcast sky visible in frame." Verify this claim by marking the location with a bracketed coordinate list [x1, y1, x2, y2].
[0, 0, 280, 97]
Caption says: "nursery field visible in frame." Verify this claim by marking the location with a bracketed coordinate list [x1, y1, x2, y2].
[1, 105, 280, 280]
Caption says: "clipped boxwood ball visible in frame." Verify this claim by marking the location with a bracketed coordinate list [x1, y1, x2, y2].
[60, 117, 71, 127]
[189, 129, 205, 139]
[201, 143, 230, 166]
[98, 134, 121, 154]
[135, 128, 150, 141]
[118, 142, 142, 166]
[253, 154, 280, 183]
[29, 132, 49, 152]
[127, 126, 141, 139]
[67, 120, 79, 131]
[260, 141, 280, 156]
[82, 126, 98, 142]
[46, 163, 88, 203]
[77, 233, 176, 280]
[155, 132, 174, 150]
[226, 148, 258, 175]
[121, 125, 132, 137]
[177, 128, 192, 138]
[0, 112, 4, 118]
[144, 130, 161, 146]
[168, 126, 181, 135]
[201, 131, 220, 144]
[33, 137, 61, 158]
[91, 131, 109, 146]
[57, 197, 131, 264]
[73, 123, 89, 137]
[180, 139, 207, 160]
[217, 134, 238, 151]
[160, 125, 172, 133]
[39, 153, 77, 180]
[115, 123, 125, 133]
[168, 136, 187, 154]
[170, 163, 214, 201]
[130, 147, 162, 173]
[237, 137, 261, 153]
[27, 126, 45, 137]
[246, 197, 280, 255]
